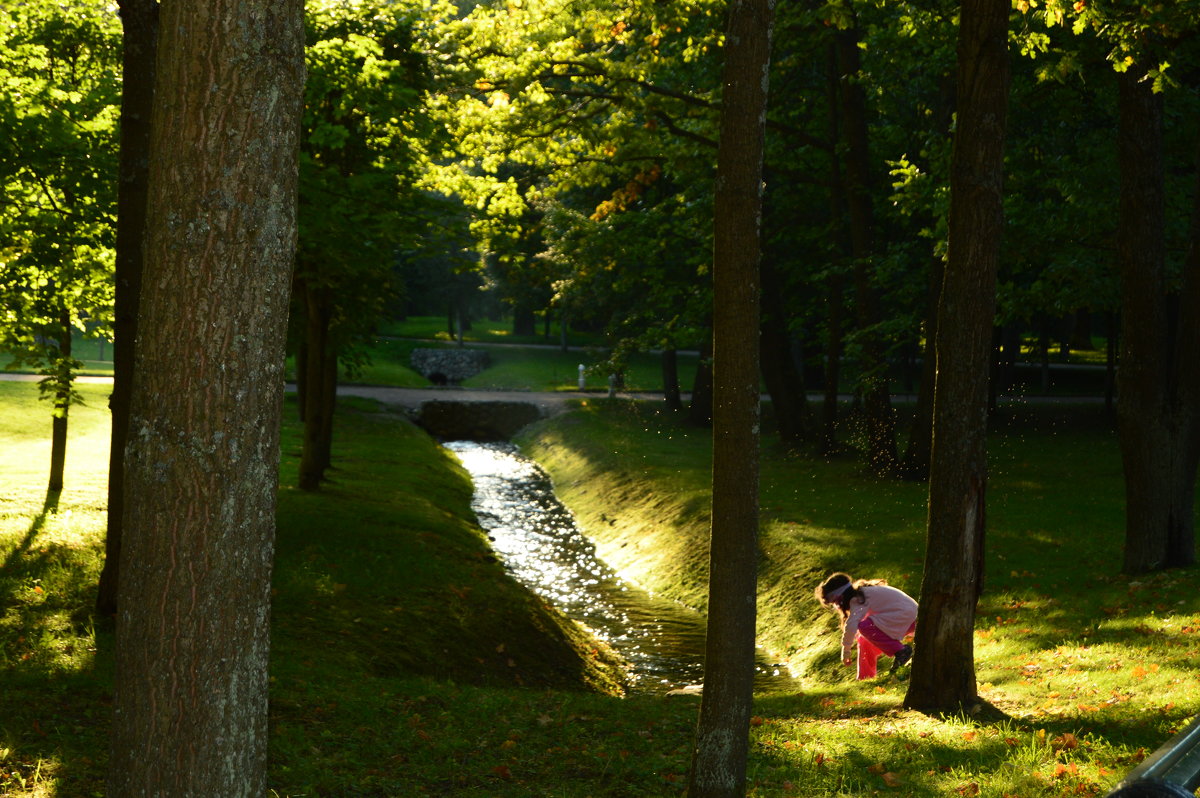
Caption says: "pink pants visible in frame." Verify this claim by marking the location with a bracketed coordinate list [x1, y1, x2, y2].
[855, 617, 915, 679]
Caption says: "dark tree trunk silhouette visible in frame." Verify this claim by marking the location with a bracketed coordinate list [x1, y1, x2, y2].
[760, 259, 813, 447]
[687, 0, 773, 794]
[299, 281, 335, 491]
[835, 24, 897, 473]
[900, 255, 944, 480]
[662, 347, 684, 412]
[108, 2, 304, 794]
[1115, 66, 1200, 573]
[96, 0, 158, 617]
[689, 336, 715, 427]
[905, 0, 1009, 713]
[48, 312, 71, 493]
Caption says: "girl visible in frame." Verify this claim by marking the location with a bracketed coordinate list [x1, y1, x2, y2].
[815, 572, 917, 680]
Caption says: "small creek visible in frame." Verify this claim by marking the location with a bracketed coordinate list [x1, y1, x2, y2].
[446, 440, 794, 695]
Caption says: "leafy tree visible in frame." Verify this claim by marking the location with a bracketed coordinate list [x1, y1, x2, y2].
[0, 0, 120, 491]
[905, 0, 1009, 713]
[107, 0, 305, 793]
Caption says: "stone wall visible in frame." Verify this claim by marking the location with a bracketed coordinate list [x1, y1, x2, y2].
[416, 400, 543, 441]
[409, 348, 490, 384]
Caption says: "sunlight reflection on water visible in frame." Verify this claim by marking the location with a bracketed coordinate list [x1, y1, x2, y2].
[445, 440, 793, 695]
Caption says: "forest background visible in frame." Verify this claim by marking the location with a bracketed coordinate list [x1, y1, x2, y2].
[3, 0, 1200, 796]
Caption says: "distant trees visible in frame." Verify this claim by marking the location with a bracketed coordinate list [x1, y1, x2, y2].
[107, 1, 304, 794]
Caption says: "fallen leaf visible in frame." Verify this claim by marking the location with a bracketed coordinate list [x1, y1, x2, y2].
[868, 763, 886, 774]
[882, 772, 902, 787]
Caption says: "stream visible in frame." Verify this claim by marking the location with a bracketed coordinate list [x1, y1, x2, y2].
[445, 440, 794, 695]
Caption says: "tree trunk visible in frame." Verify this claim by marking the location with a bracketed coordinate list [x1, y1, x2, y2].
[300, 284, 332, 491]
[905, 0, 1009, 713]
[835, 24, 897, 474]
[662, 347, 684, 412]
[899, 254, 944, 480]
[97, 0, 158, 618]
[512, 305, 536, 336]
[687, 0, 772, 794]
[760, 260, 812, 447]
[1115, 67, 1200, 573]
[820, 42, 846, 456]
[689, 336, 715, 427]
[108, 2, 303, 796]
[48, 314, 72, 493]
[318, 342, 338, 473]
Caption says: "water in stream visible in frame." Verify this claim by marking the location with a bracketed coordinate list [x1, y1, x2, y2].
[445, 440, 794, 695]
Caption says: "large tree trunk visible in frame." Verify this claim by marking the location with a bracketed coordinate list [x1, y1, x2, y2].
[687, 0, 772, 794]
[1115, 67, 1200, 573]
[96, 0, 158, 618]
[108, 2, 304, 795]
[835, 24, 897, 474]
[905, 0, 1009, 713]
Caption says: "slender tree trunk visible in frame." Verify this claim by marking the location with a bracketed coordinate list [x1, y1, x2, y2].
[300, 285, 332, 491]
[97, 0, 158, 617]
[318, 343, 338, 472]
[662, 347, 684, 412]
[48, 314, 72, 493]
[1115, 68, 1200, 573]
[835, 24, 897, 474]
[760, 260, 812, 447]
[108, 3, 304, 795]
[687, 0, 772, 794]
[820, 42, 846, 456]
[905, 0, 1009, 713]
[689, 336, 715, 427]
[900, 254, 944, 480]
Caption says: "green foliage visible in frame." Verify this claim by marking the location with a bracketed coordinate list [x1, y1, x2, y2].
[0, 0, 119, 405]
[293, 0, 439, 373]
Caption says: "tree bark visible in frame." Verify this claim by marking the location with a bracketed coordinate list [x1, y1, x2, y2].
[1115, 67, 1200, 573]
[97, 0, 158, 618]
[108, 2, 304, 795]
[905, 0, 1009, 713]
[687, 0, 772, 794]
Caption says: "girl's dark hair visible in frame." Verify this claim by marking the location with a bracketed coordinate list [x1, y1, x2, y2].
[815, 572, 889, 616]
[815, 572, 856, 614]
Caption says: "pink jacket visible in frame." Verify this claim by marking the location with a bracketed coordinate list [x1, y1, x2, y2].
[841, 584, 918, 659]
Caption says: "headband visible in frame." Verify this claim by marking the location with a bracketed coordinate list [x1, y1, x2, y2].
[825, 582, 851, 601]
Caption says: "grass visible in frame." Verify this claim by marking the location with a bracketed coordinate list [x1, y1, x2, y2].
[2, 355, 1197, 796]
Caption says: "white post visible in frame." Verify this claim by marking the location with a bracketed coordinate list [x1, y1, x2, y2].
[577, 364, 586, 390]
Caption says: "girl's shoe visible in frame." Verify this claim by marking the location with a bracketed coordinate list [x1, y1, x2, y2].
[889, 645, 913, 675]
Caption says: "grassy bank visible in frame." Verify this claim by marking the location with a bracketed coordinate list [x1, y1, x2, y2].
[4, 376, 1200, 796]
[519, 399, 1200, 796]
